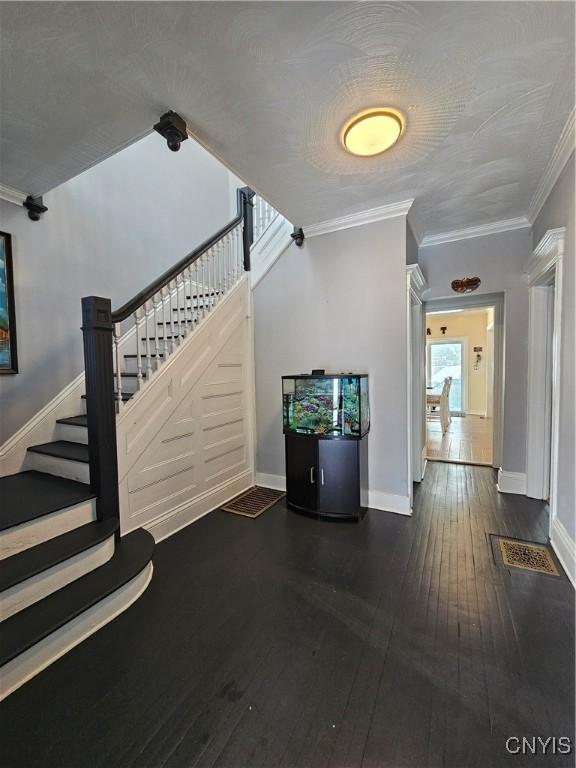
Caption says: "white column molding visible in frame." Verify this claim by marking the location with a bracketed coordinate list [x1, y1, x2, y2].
[525, 228, 565, 537]
[406, 265, 428, 495]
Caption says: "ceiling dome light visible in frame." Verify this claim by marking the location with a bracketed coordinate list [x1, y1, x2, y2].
[342, 108, 404, 156]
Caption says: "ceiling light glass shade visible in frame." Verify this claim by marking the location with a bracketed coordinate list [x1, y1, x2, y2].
[342, 109, 404, 156]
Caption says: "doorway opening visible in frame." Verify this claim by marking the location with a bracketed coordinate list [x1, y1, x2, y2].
[425, 305, 495, 466]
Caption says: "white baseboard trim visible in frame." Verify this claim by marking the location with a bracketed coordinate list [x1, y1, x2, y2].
[144, 469, 254, 543]
[368, 490, 412, 516]
[421, 457, 428, 481]
[466, 410, 487, 418]
[0, 562, 153, 701]
[255, 473, 412, 516]
[551, 517, 576, 588]
[497, 469, 526, 495]
[256, 472, 286, 491]
[0, 371, 85, 477]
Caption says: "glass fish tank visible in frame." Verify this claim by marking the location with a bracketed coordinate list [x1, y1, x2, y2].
[282, 374, 370, 438]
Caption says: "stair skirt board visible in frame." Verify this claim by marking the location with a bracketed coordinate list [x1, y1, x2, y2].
[1, 537, 115, 621]
[26, 453, 90, 484]
[0, 499, 97, 560]
[0, 562, 153, 701]
[0, 372, 86, 478]
[142, 468, 254, 543]
[55, 424, 88, 445]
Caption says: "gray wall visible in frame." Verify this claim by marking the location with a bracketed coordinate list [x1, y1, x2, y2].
[253, 216, 409, 501]
[418, 227, 532, 473]
[0, 134, 236, 443]
[406, 222, 419, 265]
[533, 154, 575, 540]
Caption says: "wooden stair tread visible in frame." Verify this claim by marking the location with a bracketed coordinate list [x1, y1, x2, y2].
[0, 471, 95, 532]
[27, 441, 90, 464]
[56, 415, 88, 427]
[0, 519, 119, 593]
[0, 529, 154, 667]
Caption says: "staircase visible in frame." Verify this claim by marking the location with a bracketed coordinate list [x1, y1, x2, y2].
[0, 188, 290, 699]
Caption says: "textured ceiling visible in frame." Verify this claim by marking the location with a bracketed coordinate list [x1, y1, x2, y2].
[0, 2, 574, 237]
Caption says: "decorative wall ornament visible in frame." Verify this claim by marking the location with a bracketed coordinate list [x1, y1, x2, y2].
[451, 277, 481, 293]
[0, 231, 18, 373]
[291, 227, 305, 247]
[23, 195, 47, 222]
[153, 110, 189, 152]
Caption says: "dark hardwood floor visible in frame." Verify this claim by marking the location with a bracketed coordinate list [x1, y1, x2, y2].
[1, 464, 574, 768]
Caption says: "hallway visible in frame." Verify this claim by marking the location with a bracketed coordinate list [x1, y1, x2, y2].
[1, 464, 573, 768]
[427, 414, 493, 465]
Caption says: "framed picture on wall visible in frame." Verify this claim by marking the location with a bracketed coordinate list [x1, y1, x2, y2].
[0, 231, 18, 374]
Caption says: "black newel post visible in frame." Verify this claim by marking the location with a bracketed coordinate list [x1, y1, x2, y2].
[81, 296, 120, 522]
[239, 187, 255, 271]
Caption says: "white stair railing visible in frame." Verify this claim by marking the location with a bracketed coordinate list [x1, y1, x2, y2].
[103, 190, 284, 412]
[253, 196, 279, 242]
[80, 187, 286, 521]
[111, 222, 245, 409]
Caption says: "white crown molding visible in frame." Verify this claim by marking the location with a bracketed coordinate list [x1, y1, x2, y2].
[0, 183, 27, 207]
[527, 227, 566, 284]
[420, 216, 531, 248]
[528, 108, 575, 225]
[406, 263, 427, 295]
[305, 199, 414, 239]
[532, 226, 566, 260]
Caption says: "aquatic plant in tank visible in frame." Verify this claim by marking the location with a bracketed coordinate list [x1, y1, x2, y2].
[282, 374, 369, 437]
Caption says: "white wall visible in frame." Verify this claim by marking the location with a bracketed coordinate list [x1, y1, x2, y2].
[532, 154, 575, 541]
[253, 216, 410, 510]
[0, 134, 238, 444]
[419, 227, 532, 474]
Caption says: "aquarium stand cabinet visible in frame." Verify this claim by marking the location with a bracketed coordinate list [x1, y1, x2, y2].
[285, 434, 368, 521]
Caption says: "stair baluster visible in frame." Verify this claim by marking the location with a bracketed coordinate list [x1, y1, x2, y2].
[160, 285, 168, 356]
[169, 279, 176, 348]
[114, 323, 123, 409]
[144, 300, 152, 375]
[153, 292, 162, 368]
[176, 274, 184, 340]
[135, 308, 143, 388]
